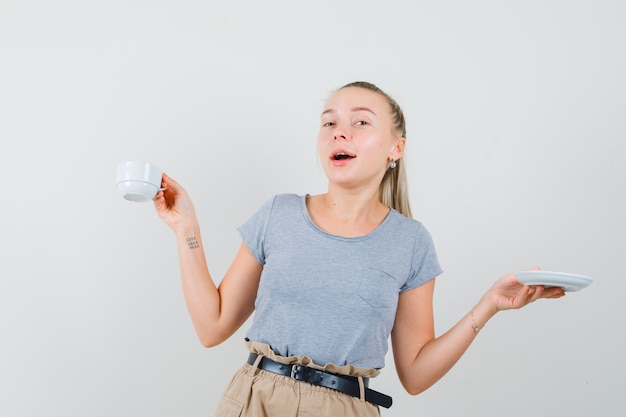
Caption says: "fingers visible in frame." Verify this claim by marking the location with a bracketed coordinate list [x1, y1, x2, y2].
[161, 173, 184, 192]
[526, 285, 543, 300]
[513, 285, 544, 308]
[153, 188, 166, 206]
[154, 173, 185, 209]
[542, 287, 566, 299]
[153, 175, 168, 202]
[526, 285, 566, 303]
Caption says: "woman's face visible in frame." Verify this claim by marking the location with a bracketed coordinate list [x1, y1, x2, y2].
[317, 87, 405, 189]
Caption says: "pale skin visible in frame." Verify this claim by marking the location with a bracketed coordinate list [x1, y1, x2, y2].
[153, 86, 566, 396]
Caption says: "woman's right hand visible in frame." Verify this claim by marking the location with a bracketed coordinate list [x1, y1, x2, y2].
[153, 173, 198, 232]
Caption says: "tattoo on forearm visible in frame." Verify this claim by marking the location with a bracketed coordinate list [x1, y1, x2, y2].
[186, 236, 200, 250]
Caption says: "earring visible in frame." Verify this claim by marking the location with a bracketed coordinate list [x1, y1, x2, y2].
[389, 160, 397, 169]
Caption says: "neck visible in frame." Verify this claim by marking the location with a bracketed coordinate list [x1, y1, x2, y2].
[306, 185, 390, 237]
[320, 185, 386, 222]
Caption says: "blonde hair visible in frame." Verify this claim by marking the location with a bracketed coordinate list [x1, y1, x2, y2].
[337, 81, 413, 218]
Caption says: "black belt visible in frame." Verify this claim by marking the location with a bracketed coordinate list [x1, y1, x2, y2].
[247, 353, 392, 409]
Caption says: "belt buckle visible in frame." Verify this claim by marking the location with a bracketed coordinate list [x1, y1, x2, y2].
[290, 364, 299, 379]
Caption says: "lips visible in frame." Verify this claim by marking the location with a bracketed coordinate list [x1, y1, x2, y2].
[331, 150, 356, 161]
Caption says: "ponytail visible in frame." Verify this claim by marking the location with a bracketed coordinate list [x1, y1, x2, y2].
[380, 157, 412, 218]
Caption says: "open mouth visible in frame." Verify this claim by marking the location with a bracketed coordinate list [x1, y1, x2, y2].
[332, 152, 356, 161]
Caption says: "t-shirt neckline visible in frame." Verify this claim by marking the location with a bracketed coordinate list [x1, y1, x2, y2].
[299, 194, 395, 241]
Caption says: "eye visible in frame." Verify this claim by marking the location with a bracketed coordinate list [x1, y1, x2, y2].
[322, 121, 335, 127]
[355, 120, 368, 126]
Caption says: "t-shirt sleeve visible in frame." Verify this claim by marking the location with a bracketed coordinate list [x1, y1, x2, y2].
[401, 223, 443, 292]
[236, 195, 277, 265]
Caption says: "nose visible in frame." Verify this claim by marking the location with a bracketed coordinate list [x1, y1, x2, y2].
[333, 124, 350, 141]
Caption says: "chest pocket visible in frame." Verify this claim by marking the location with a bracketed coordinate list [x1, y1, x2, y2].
[357, 267, 401, 310]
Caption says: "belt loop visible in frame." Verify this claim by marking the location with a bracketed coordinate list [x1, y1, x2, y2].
[357, 376, 365, 402]
[248, 354, 264, 376]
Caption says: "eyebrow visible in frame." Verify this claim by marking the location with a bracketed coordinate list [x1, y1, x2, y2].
[321, 107, 377, 117]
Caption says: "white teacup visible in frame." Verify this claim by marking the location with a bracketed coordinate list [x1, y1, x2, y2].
[116, 161, 163, 202]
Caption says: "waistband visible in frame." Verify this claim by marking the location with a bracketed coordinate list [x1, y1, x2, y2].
[247, 353, 393, 409]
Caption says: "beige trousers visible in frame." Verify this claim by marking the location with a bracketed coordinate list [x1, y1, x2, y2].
[213, 341, 382, 417]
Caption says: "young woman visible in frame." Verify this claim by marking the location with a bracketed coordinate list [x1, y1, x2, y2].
[153, 81, 565, 416]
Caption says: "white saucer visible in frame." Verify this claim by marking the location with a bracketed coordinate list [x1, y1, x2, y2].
[514, 271, 593, 292]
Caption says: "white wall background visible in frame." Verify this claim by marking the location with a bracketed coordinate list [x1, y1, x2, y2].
[1, 1, 624, 416]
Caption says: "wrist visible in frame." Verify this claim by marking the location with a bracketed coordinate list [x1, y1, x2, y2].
[470, 299, 498, 333]
[172, 219, 201, 239]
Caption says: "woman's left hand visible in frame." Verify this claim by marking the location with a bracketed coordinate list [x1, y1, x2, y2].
[485, 268, 566, 313]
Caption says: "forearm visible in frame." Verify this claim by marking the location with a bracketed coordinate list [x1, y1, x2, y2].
[173, 221, 223, 346]
[154, 175, 258, 346]
[403, 299, 497, 394]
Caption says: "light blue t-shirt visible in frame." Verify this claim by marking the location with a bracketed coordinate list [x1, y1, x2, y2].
[238, 194, 443, 369]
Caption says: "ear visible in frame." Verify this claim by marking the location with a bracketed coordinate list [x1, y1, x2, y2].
[389, 136, 406, 161]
